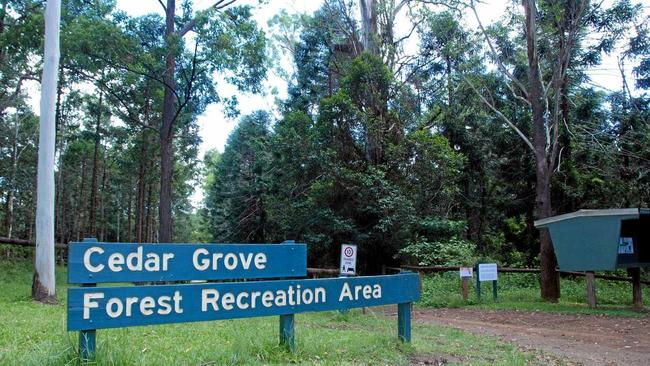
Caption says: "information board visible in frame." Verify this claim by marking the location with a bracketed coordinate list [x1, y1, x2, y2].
[68, 242, 307, 283]
[478, 263, 498, 282]
[339, 244, 357, 275]
[68, 273, 420, 331]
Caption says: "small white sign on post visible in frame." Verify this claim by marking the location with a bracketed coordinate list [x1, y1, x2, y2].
[618, 237, 634, 254]
[340, 244, 357, 276]
[478, 263, 498, 282]
[459, 267, 473, 278]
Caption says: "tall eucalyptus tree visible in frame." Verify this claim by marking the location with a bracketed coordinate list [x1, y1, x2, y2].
[33, 0, 61, 304]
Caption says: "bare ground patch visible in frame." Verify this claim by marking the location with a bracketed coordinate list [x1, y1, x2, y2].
[407, 307, 650, 366]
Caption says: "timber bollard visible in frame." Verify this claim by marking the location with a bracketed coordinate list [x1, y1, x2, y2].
[586, 271, 597, 308]
[629, 267, 643, 310]
[461, 278, 469, 301]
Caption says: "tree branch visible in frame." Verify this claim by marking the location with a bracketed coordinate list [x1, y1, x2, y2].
[171, 41, 200, 126]
[0, 73, 40, 113]
[71, 67, 159, 133]
[469, 0, 530, 101]
[157, 0, 167, 12]
[177, 0, 238, 37]
[462, 73, 536, 154]
[83, 51, 179, 100]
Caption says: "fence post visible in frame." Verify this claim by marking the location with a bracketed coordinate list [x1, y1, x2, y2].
[586, 271, 597, 308]
[397, 302, 411, 343]
[461, 277, 469, 301]
[628, 267, 643, 309]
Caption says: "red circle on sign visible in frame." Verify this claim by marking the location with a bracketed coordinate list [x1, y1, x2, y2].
[344, 247, 354, 257]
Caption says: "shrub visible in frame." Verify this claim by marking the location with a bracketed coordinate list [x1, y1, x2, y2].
[399, 236, 478, 266]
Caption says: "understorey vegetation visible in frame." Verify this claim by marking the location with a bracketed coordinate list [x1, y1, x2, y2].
[419, 271, 650, 316]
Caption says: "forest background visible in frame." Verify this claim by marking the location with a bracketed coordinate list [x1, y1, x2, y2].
[1, 0, 649, 299]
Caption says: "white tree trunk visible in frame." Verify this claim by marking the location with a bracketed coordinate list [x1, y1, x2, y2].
[359, 0, 378, 55]
[33, 0, 61, 303]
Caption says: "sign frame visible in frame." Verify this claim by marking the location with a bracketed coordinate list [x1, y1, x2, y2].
[339, 244, 357, 276]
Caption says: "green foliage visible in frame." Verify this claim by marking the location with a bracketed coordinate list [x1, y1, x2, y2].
[400, 218, 478, 266]
[400, 237, 478, 267]
[206, 50, 466, 272]
[196, 5, 268, 96]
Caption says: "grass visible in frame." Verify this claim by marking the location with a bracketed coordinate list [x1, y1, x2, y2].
[419, 271, 650, 317]
[0, 259, 543, 366]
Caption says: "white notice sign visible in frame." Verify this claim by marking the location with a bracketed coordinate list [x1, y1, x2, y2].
[459, 267, 473, 278]
[618, 237, 634, 254]
[478, 263, 498, 282]
[340, 244, 357, 275]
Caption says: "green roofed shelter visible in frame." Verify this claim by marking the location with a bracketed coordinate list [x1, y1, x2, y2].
[534, 208, 649, 272]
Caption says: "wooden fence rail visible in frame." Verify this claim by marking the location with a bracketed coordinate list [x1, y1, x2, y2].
[307, 268, 339, 276]
[385, 265, 650, 286]
[0, 237, 67, 250]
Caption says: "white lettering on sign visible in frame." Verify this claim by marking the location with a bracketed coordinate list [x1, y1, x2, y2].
[83, 246, 175, 273]
[83, 246, 272, 275]
[338, 283, 382, 301]
[83, 291, 184, 320]
[192, 249, 267, 271]
[201, 286, 328, 312]
[76, 280, 398, 327]
[83, 293, 104, 319]
[83, 247, 105, 273]
[478, 263, 498, 282]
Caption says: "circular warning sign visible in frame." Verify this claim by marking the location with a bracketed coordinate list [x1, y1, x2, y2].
[344, 247, 354, 257]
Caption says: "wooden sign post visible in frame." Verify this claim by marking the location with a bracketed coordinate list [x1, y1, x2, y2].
[459, 267, 473, 301]
[68, 239, 420, 361]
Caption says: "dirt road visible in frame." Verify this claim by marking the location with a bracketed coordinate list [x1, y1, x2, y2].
[413, 308, 650, 366]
